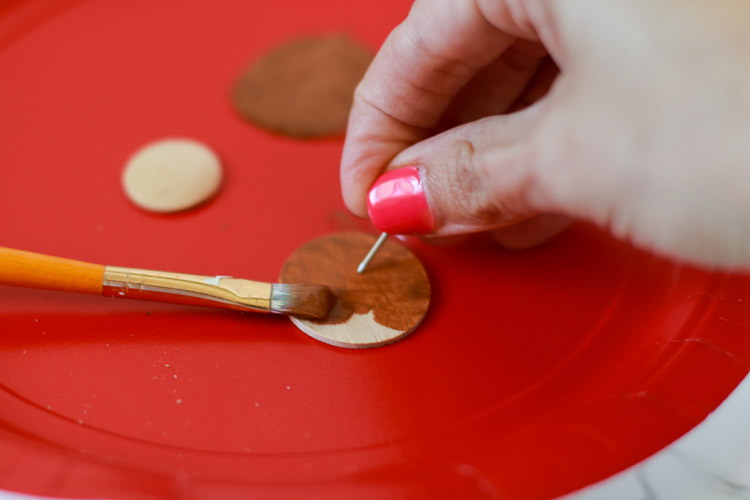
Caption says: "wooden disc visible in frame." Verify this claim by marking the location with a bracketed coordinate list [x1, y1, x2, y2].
[231, 35, 372, 138]
[279, 232, 431, 348]
[122, 138, 222, 213]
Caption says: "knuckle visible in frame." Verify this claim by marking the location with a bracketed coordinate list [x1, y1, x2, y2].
[439, 140, 503, 225]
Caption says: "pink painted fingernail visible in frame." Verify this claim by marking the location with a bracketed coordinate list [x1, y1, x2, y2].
[366, 166, 434, 234]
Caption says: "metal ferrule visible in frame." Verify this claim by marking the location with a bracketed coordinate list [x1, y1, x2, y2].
[101, 266, 272, 313]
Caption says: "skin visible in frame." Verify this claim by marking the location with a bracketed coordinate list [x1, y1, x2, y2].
[340, 0, 750, 269]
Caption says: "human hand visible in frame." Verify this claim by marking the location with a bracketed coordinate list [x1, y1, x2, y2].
[340, 0, 750, 268]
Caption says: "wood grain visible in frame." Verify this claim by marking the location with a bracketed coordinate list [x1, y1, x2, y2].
[0, 247, 104, 294]
[279, 233, 431, 348]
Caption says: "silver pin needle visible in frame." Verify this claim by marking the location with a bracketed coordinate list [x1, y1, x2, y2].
[357, 232, 388, 274]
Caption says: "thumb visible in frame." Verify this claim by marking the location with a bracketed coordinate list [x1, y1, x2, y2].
[366, 105, 548, 236]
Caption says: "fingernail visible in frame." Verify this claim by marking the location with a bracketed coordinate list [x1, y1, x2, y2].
[366, 166, 434, 234]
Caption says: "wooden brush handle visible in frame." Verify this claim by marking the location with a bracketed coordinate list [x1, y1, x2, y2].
[0, 247, 105, 294]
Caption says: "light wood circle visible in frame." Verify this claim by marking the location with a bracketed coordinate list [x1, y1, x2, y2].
[122, 138, 223, 213]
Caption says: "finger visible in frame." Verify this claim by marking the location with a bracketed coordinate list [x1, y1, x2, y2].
[419, 234, 469, 246]
[441, 39, 548, 127]
[364, 103, 548, 236]
[490, 213, 571, 250]
[341, 0, 534, 217]
[508, 56, 560, 112]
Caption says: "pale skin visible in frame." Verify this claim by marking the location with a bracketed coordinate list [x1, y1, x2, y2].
[340, 0, 750, 269]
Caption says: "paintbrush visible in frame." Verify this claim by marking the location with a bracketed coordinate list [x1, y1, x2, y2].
[0, 246, 330, 319]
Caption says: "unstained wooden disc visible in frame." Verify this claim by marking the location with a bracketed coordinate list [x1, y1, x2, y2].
[279, 232, 431, 349]
[122, 138, 223, 213]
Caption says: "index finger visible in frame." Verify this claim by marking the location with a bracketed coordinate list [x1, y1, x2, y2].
[340, 0, 522, 217]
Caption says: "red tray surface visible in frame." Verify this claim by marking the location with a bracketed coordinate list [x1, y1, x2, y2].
[2, 1, 750, 499]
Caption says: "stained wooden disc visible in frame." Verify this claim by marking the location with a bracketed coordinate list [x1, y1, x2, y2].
[279, 232, 431, 348]
[231, 35, 372, 138]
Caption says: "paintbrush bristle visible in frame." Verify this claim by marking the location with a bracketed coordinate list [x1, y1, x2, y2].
[270, 284, 331, 319]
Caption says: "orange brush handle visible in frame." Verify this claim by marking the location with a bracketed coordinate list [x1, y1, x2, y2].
[0, 247, 105, 294]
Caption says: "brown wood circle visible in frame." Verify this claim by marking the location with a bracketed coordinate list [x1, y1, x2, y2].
[232, 35, 372, 138]
[279, 232, 431, 348]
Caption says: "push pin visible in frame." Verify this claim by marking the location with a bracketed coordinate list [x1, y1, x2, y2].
[357, 232, 388, 273]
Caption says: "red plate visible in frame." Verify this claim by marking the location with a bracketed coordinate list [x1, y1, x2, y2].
[2, 1, 750, 498]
